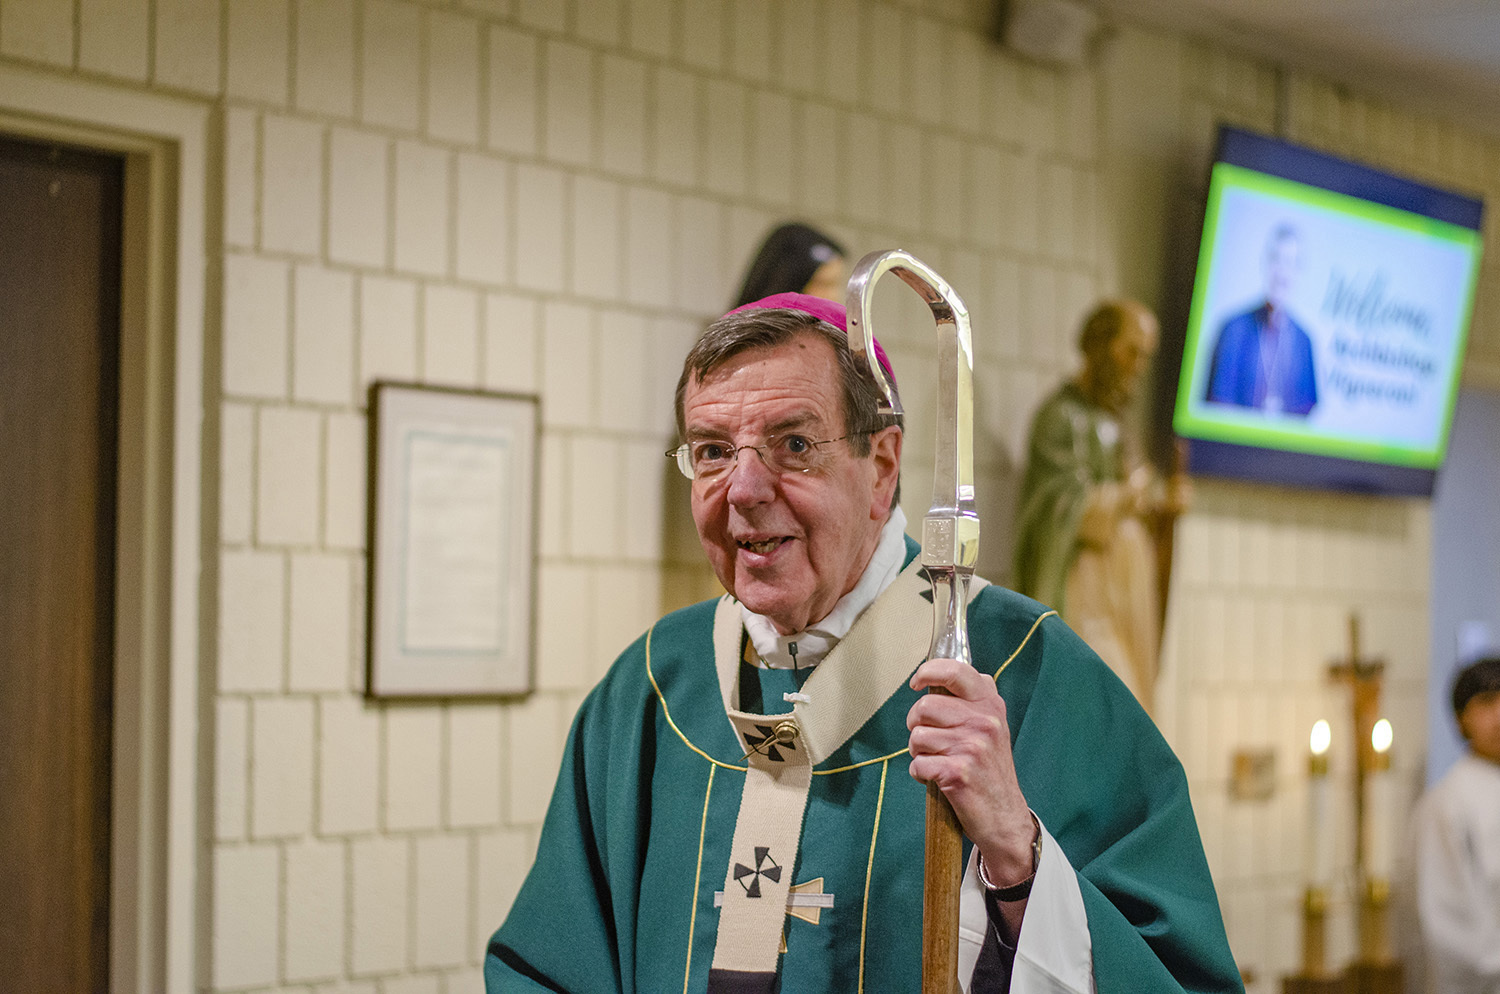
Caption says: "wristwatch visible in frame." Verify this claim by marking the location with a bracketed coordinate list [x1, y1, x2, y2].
[976, 812, 1042, 903]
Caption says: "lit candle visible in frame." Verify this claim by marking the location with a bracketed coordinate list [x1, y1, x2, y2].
[1305, 719, 1333, 890]
[1366, 718, 1393, 881]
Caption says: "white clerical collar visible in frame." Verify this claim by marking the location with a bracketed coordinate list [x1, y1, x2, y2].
[741, 506, 909, 671]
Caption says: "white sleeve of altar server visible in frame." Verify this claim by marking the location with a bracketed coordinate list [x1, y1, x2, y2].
[958, 819, 1096, 994]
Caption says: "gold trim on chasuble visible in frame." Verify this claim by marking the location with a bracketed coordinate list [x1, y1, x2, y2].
[642, 563, 1053, 992]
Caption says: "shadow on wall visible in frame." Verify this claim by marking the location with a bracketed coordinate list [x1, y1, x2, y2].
[659, 456, 723, 614]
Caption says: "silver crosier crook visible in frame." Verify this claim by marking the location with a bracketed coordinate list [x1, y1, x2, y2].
[845, 249, 980, 661]
[845, 249, 979, 994]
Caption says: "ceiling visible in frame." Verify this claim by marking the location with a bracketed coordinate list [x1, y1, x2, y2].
[1091, 0, 1500, 135]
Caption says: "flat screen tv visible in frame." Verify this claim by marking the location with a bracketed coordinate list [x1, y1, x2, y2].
[1172, 126, 1485, 496]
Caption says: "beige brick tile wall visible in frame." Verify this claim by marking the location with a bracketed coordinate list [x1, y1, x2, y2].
[596, 311, 650, 428]
[383, 972, 441, 994]
[427, 11, 482, 145]
[222, 402, 257, 543]
[224, 254, 292, 398]
[212, 842, 280, 989]
[216, 697, 251, 842]
[292, 265, 358, 404]
[252, 696, 317, 838]
[392, 141, 451, 278]
[284, 837, 347, 981]
[385, 710, 443, 831]
[220, 549, 286, 693]
[361, 0, 420, 132]
[1139, 38, 1500, 982]
[474, 825, 535, 948]
[421, 284, 481, 387]
[569, 176, 621, 298]
[289, 553, 355, 693]
[227, 0, 290, 105]
[257, 406, 323, 545]
[1, 0, 71, 66]
[350, 836, 409, 975]
[261, 115, 325, 256]
[78, 0, 148, 80]
[486, 25, 539, 156]
[481, 292, 539, 393]
[7, 0, 1500, 990]
[319, 698, 381, 835]
[323, 412, 368, 550]
[505, 693, 564, 825]
[455, 154, 511, 284]
[152, 0, 221, 93]
[514, 164, 568, 291]
[294, 0, 356, 118]
[328, 129, 391, 268]
[535, 433, 568, 559]
[359, 274, 420, 383]
[535, 562, 592, 690]
[446, 706, 504, 828]
[414, 834, 473, 967]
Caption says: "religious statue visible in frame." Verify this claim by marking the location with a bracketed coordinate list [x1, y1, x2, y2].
[733, 221, 848, 308]
[1013, 299, 1187, 715]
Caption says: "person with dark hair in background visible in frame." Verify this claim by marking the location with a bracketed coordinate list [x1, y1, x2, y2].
[1204, 224, 1319, 416]
[1408, 656, 1500, 993]
[734, 222, 848, 307]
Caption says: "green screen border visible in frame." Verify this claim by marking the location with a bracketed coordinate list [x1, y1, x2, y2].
[1172, 162, 1484, 470]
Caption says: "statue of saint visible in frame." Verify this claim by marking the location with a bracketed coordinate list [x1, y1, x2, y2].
[1013, 300, 1186, 715]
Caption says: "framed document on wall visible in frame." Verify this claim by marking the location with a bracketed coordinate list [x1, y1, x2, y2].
[367, 382, 539, 698]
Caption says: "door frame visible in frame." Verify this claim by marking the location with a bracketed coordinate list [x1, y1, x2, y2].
[0, 64, 209, 994]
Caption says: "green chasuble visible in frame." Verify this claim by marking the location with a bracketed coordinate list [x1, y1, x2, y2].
[1013, 381, 1125, 616]
[486, 539, 1241, 993]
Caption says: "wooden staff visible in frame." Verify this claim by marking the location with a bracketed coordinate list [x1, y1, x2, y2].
[847, 250, 978, 994]
[1154, 436, 1189, 650]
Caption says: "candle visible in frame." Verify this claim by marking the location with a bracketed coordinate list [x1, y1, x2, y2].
[1366, 718, 1393, 881]
[1305, 719, 1333, 890]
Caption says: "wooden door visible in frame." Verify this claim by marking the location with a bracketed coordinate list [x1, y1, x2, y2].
[0, 133, 123, 992]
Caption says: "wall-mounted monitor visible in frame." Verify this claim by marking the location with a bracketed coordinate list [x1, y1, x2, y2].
[1172, 126, 1484, 496]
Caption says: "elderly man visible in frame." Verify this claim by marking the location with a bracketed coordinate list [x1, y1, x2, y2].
[486, 294, 1239, 993]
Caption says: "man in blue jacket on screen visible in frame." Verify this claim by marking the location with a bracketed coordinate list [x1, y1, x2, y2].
[1205, 223, 1319, 416]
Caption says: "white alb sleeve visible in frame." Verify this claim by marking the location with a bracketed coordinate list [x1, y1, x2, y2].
[958, 818, 1095, 994]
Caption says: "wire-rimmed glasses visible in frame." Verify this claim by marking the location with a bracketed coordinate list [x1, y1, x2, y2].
[666, 431, 869, 482]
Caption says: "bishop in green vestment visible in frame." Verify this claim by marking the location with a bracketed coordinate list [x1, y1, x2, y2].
[487, 294, 1240, 993]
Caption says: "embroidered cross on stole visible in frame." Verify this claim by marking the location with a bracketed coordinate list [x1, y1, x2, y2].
[705, 558, 987, 992]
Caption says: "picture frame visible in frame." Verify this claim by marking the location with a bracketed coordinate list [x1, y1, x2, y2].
[366, 382, 539, 698]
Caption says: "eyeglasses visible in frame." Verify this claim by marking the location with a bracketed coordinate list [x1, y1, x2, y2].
[666, 431, 869, 481]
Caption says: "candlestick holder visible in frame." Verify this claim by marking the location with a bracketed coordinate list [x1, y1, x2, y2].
[1330, 615, 1402, 994]
[1356, 878, 1392, 963]
[1282, 887, 1349, 994]
[1346, 878, 1401, 994]
[1284, 613, 1408, 994]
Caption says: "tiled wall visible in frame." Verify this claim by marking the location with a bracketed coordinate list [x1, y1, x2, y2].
[2, 1, 1498, 992]
[1160, 44, 1500, 986]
